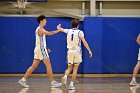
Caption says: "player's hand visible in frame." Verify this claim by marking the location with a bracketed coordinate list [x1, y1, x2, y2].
[57, 24, 61, 31]
[89, 51, 92, 58]
[57, 24, 64, 32]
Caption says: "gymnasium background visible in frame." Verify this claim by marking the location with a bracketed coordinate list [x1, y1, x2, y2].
[0, 0, 140, 74]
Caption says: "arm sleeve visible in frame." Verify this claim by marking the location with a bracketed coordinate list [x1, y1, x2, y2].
[64, 29, 69, 33]
[79, 31, 84, 37]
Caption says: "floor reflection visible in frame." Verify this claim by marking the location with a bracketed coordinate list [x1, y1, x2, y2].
[130, 84, 140, 93]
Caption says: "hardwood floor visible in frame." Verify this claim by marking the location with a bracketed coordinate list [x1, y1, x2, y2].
[0, 76, 140, 93]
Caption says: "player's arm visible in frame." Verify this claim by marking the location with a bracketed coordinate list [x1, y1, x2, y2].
[38, 28, 60, 36]
[80, 36, 92, 58]
[58, 27, 65, 32]
[38, 24, 61, 36]
[56, 24, 69, 33]
[136, 34, 140, 45]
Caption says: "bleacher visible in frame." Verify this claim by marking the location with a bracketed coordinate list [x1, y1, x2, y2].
[0, 0, 140, 19]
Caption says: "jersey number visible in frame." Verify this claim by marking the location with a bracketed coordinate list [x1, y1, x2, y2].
[71, 33, 74, 41]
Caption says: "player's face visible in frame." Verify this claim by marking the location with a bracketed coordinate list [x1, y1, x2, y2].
[42, 19, 47, 26]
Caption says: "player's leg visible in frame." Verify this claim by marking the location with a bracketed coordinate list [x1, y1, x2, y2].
[18, 59, 40, 87]
[24, 59, 40, 78]
[133, 61, 140, 77]
[62, 64, 73, 85]
[62, 51, 74, 85]
[65, 64, 73, 76]
[71, 63, 80, 82]
[43, 58, 54, 82]
[69, 50, 82, 89]
[69, 63, 80, 90]
[130, 49, 140, 86]
[43, 58, 62, 88]
[130, 61, 140, 85]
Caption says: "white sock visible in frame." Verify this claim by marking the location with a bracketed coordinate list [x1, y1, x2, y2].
[70, 81, 74, 86]
[64, 75, 67, 79]
[22, 78, 26, 81]
[132, 77, 136, 81]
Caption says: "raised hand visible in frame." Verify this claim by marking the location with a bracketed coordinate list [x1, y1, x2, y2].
[57, 24, 61, 30]
[57, 24, 64, 32]
[89, 51, 92, 58]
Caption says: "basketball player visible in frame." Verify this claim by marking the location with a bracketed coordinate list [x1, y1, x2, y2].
[130, 33, 140, 85]
[57, 19, 92, 90]
[18, 15, 62, 88]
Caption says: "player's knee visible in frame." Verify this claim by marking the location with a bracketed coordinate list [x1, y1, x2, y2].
[68, 67, 72, 72]
[67, 64, 73, 71]
[31, 65, 37, 69]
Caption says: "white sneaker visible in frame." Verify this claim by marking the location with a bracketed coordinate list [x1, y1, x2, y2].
[18, 79, 29, 88]
[69, 85, 75, 90]
[62, 77, 67, 85]
[51, 81, 62, 88]
[130, 80, 138, 86]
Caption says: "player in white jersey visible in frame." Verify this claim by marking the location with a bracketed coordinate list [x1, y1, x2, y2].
[18, 15, 62, 88]
[58, 19, 92, 90]
[130, 34, 140, 86]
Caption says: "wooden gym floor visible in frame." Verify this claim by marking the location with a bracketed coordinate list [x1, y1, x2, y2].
[0, 76, 140, 93]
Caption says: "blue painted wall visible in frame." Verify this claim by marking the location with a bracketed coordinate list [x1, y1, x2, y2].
[83, 17, 140, 74]
[0, 17, 139, 74]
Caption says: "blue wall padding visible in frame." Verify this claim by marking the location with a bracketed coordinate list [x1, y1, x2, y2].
[83, 17, 103, 73]
[83, 17, 140, 74]
[0, 17, 139, 74]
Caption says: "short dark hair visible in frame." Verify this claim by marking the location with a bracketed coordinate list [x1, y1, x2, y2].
[71, 19, 79, 28]
[37, 15, 46, 23]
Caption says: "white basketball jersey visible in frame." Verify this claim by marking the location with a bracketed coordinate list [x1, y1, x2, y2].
[35, 26, 46, 48]
[64, 28, 84, 50]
